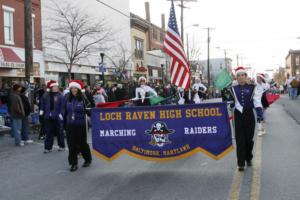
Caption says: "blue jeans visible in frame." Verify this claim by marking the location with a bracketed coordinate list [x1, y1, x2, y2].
[11, 118, 22, 145]
[21, 116, 30, 141]
[290, 88, 298, 100]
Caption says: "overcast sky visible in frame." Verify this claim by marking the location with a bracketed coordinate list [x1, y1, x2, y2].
[130, 0, 300, 74]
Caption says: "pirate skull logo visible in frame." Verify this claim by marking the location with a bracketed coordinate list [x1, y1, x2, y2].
[145, 121, 174, 147]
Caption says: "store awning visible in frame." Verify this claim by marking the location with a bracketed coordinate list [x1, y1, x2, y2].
[0, 47, 24, 69]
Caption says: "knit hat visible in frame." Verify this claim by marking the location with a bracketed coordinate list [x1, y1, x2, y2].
[235, 66, 247, 75]
[46, 80, 59, 92]
[69, 80, 85, 91]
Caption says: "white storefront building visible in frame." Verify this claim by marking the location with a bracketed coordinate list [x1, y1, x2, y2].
[41, 0, 131, 87]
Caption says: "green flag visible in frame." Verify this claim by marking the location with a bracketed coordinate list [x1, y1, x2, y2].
[150, 96, 166, 105]
[214, 69, 233, 90]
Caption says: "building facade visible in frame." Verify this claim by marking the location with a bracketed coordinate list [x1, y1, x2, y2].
[0, 0, 44, 87]
[130, 2, 168, 83]
[41, 0, 131, 86]
[130, 13, 149, 81]
[191, 58, 233, 85]
[146, 50, 170, 84]
[285, 49, 300, 79]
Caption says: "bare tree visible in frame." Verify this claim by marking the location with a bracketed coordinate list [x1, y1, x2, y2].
[187, 37, 202, 72]
[273, 67, 286, 85]
[105, 43, 133, 82]
[45, 1, 111, 80]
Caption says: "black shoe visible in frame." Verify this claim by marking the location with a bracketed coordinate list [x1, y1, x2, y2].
[246, 161, 252, 167]
[238, 166, 244, 171]
[82, 161, 91, 168]
[70, 165, 78, 172]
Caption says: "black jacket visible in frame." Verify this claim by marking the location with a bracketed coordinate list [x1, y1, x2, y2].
[20, 94, 32, 117]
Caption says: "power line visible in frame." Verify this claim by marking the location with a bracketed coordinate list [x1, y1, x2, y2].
[95, 0, 130, 18]
[94, 0, 155, 27]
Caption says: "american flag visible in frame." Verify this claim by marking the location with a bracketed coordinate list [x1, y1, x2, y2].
[163, 0, 191, 89]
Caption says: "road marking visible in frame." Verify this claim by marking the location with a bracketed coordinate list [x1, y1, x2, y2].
[250, 136, 262, 200]
[228, 167, 245, 200]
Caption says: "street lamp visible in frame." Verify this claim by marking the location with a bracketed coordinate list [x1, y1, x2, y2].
[100, 53, 105, 85]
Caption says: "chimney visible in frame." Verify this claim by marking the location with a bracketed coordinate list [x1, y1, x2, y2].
[161, 14, 165, 30]
[145, 2, 151, 22]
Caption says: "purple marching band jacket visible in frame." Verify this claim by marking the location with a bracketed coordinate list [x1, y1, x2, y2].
[40, 92, 64, 121]
[230, 83, 264, 120]
[63, 94, 91, 127]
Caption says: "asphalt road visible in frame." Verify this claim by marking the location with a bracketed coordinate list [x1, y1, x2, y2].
[0, 95, 299, 200]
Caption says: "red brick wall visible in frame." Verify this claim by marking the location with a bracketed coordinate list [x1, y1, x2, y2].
[0, 0, 42, 50]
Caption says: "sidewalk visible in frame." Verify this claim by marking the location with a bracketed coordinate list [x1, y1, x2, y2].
[260, 95, 300, 199]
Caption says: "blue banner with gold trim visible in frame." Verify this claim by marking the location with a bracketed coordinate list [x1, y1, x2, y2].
[91, 103, 233, 162]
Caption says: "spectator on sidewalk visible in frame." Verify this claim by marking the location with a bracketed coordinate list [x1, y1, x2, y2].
[20, 86, 34, 144]
[40, 80, 65, 153]
[35, 84, 47, 140]
[290, 77, 299, 100]
[93, 85, 107, 104]
[64, 80, 92, 172]
[84, 85, 95, 107]
[115, 84, 127, 101]
[8, 84, 25, 146]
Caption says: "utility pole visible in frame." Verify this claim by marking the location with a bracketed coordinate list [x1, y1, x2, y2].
[236, 54, 239, 66]
[203, 27, 215, 88]
[186, 33, 189, 61]
[167, 0, 197, 46]
[24, 0, 33, 84]
[24, 0, 34, 110]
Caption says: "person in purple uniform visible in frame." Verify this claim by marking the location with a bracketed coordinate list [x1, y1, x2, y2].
[230, 67, 264, 171]
[40, 80, 65, 153]
[64, 80, 92, 172]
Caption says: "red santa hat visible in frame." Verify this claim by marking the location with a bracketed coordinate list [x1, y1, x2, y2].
[235, 66, 247, 75]
[69, 80, 85, 91]
[256, 73, 266, 81]
[46, 80, 59, 91]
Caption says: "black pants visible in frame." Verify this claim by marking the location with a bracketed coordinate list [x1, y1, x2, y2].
[39, 116, 45, 138]
[44, 119, 65, 150]
[234, 108, 255, 167]
[66, 125, 92, 165]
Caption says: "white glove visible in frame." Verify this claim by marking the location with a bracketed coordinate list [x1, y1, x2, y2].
[59, 114, 63, 121]
[178, 97, 185, 105]
[193, 93, 201, 104]
[140, 90, 146, 103]
[39, 110, 44, 116]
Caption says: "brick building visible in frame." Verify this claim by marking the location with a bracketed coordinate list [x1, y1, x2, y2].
[285, 49, 300, 79]
[130, 2, 169, 83]
[0, 0, 44, 86]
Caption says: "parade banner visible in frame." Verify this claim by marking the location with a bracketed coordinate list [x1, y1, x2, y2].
[91, 103, 233, 162]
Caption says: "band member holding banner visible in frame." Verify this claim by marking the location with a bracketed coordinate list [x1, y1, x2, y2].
[40, 80, 65, 153]
[133, 77, 157, 106]
[192, 77, 207, 104]
[230, 67, 263, 171]
[64, 80, 92, 172]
